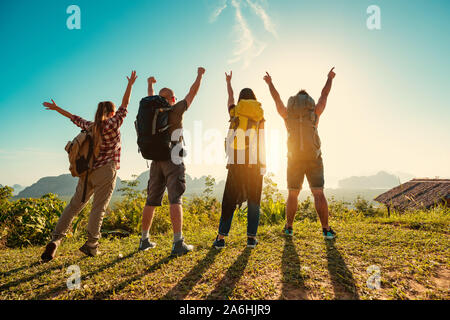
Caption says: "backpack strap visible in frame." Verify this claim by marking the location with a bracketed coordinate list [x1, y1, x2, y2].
[81, 134, 94, 203]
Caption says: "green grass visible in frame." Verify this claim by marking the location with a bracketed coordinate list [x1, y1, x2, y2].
[0, 212, 449, 300]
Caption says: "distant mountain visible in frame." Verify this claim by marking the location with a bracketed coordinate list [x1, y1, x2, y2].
[16, 174, 123, 199]
[15, 171, 226, 200]
[338, 171, 404, 189]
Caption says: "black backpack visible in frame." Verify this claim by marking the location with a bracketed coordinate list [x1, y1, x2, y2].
[135, 96, 173, 161]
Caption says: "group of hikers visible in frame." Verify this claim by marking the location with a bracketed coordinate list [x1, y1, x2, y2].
[40, 66, 336, 262]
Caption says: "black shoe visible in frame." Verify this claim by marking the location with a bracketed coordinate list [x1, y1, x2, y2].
[247, 237, 258, 248]
[212, 236, 225, 249]
[41, 242, 57, 262]
[283, 225, 294, 237]
[171, 238, 194, 256]
[139, 238, 156, 251]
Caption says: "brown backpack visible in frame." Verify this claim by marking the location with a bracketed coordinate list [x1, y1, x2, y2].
[64, 128, 96, 202]
[286, 93, 322, 160]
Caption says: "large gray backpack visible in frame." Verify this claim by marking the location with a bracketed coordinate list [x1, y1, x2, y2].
[285, 93, 322, 160]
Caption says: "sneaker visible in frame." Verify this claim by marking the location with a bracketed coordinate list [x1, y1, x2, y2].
[284, 225, 293, 237]
[212, 236, 225, 249]
[41, 242, 58, 262]
[79, 243, 100, 257]
[247, 237, 258, 248]
[171, 238, 194, 256]
[323, 227, 336, 240]
[139, 238, 156, 251]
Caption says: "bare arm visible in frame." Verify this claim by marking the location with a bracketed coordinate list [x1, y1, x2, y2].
[263, 72, 287, 119]
[42, 99, 73, 119]
[225, 71, 235, 107]
[184, 67, 206, 108]
[315, 67, 336, 117]
[121, 70, 138, 108]
[147, 76, 156, 96]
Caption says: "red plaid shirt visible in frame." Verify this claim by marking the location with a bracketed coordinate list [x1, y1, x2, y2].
[71, 105, 128, 170]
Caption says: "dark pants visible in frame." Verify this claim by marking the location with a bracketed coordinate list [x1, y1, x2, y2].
[218, 165, 263, 237]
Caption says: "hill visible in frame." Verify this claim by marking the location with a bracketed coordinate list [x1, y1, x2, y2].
[338, 171, 404, 189]
[14, 172, 226, 200]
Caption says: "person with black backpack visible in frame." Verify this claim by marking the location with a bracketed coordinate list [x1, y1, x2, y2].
[263, 68, 337, 240]
[136, 67, 206, 256]
[40, 71, 138, 262]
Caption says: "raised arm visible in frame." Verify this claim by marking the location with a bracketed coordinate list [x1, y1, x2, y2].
[184, 67, 206, 108]
[263, 72, 287, 119]
[225, 71, 235, 107]
[42, 99, 73, 119]
[147, 76, 156, 96]
[120, 70, 138, 108]
[315, 67, 336, 117]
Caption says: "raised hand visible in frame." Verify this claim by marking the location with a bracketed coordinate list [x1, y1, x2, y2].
[263, 72, 272, 84]
[225, 71, 232, 82]
[328, 67, 336, 79]
[147, 76, 156, 84]
[198, 67, 206, 76]
[127, 70, 138, 85]
[43, 99, 59, 111]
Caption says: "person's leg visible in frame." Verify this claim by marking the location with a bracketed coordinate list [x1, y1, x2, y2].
[164, 160, 192, 256]
[306, 156, 330, 230]
[286, 189, 300, 228]
[42, 174, 94, 261]
[142, 161, 165, 241]
[311, 188, 329, 230]
[217, 168, 238, 240]
[286, 158, 304, 229]
[52, 176, 94, 244]
[86, 162, 117, 247]
[247, 202, 260, 238]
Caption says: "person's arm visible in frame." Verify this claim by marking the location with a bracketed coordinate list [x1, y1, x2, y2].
[42, 99, 92, 130]
[315, 67, 336, 117]
[42, 99, 73, 119]
[263, 72, 287, 119]
[147, 76, 156, 96]
[102, 71, 137, 131]
[184, 67, 206, 108]
[120, 70, 138, 109]
[225, 71, 235, 108]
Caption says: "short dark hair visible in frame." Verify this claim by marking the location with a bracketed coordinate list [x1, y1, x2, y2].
[238, 88, 257, 102]
[298, 89, 309, 96]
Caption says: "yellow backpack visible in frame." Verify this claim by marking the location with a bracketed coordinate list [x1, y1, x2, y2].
[226, 99, 264, 164]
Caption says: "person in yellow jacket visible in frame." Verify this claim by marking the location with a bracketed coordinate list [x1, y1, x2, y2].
[213, 71, 266, 249]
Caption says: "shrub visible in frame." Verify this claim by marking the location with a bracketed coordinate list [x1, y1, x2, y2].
[2, 193, 65, 247]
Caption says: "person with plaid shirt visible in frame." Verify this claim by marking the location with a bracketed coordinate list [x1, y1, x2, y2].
[41, 71, 138, 262]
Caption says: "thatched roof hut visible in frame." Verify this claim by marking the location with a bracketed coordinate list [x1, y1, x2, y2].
[374, 178, 450, 212]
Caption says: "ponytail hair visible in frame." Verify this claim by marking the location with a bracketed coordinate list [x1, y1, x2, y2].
[92, 101, 116, 156]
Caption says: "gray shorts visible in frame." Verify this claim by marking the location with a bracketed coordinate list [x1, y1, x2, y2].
[146, 160, 186, 206]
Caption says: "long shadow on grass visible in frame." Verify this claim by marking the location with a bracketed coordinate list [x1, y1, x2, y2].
[0, 261, 41, 279]
[161, 248, 220, 300]
[281, 235, 308, 299]
[325, 239, 359, 300]
[206, 248, 252, 300]
[92, 254, 176, 299]
[33, 251, 137, 299]
[0, 258, 85, 292]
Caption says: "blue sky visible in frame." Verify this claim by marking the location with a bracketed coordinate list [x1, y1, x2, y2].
[0, 0, 449, 188]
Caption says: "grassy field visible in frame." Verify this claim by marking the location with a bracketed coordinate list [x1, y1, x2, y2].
[0, 211, 448, 300]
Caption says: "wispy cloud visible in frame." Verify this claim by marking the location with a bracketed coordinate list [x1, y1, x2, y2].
[210, 0, 276, 69]
[209, 2, 227, 23]
[246, 0, 277, 37]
